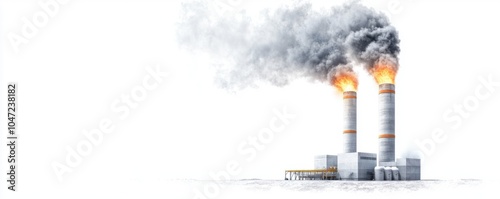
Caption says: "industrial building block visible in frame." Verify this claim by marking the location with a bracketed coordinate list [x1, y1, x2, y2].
[314, 155, 337, 169]
[338, 152, 377, 180]
[396, 158, 421, 180]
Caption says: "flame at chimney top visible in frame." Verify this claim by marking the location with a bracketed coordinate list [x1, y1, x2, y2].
[371, 63, 397, 85]
[332, 69, 358, 92]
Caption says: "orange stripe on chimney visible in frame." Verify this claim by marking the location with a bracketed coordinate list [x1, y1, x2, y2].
[379, 134, 395, 138]
[379, 89, 395, 94]
[343, 130, 357, 134]
[343, 96, 357, 99]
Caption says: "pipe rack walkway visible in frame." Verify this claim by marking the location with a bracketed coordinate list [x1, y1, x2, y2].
[284, 168, 337, 180]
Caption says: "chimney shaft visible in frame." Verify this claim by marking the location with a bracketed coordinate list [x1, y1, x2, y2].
[378, 83, 395, 164]
[343, 91, 357, 153]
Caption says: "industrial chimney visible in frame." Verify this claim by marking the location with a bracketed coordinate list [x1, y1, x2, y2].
[343, 91, 357, 153]
[378, 83, 395, 164]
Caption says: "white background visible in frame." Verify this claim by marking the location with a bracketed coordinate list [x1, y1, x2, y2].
[1, 0, 500, 198]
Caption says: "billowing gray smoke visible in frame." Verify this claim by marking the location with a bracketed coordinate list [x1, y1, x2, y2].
[178, 1, 400, 89]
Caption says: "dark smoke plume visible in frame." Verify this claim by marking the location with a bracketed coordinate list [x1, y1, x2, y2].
[177, 1, 400, 89]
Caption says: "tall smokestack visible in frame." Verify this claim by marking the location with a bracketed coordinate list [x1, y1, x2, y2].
[378, 83, 395, 163]
[343, 91, 357, 153]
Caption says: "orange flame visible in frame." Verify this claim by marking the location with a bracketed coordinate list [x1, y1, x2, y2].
[372, 64, 396, 84]
[332, 71, 358, 92]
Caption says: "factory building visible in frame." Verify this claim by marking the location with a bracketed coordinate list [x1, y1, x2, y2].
[285, 83, 420, 181]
